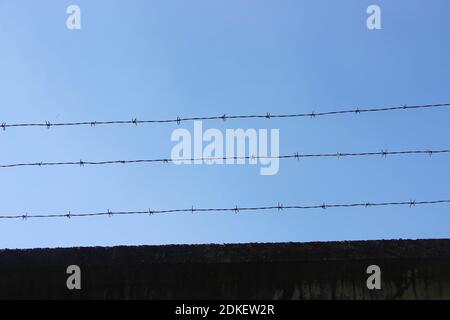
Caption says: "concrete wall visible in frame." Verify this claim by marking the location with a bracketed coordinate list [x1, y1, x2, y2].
[1, 239, 449, 299]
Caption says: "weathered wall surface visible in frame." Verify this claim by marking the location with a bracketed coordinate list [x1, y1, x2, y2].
[0, 239, 449, 300]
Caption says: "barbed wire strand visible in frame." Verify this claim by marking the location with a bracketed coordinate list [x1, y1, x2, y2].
[0, 149, 448, 169]
[1, 103, 449, 131]
[2, 199, 449, 220]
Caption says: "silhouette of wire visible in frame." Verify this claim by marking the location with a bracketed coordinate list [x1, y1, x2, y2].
[2, 199, 449, 220]
[1, 103, 449, 131]
[0, 149, 448, 169]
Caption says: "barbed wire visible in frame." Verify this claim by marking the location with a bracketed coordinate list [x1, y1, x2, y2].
[1, 199, 449, 220]
[0, 149, 448, 169]
[1, 103, 449, 131]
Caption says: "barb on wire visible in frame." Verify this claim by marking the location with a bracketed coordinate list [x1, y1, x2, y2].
[0, 149, 449, 169]
[1, 103, 449, 130]
[0, 199, 449, 220]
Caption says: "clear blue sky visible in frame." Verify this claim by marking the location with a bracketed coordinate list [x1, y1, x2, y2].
[1, 0, 449, 249]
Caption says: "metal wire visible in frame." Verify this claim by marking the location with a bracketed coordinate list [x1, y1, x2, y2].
[2, 199, 449, 220]
[0, 149, 448, 169]
[1, 103, 449, 131]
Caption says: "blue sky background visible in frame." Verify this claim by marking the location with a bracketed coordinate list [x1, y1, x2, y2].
[0, 0, 449, 249]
